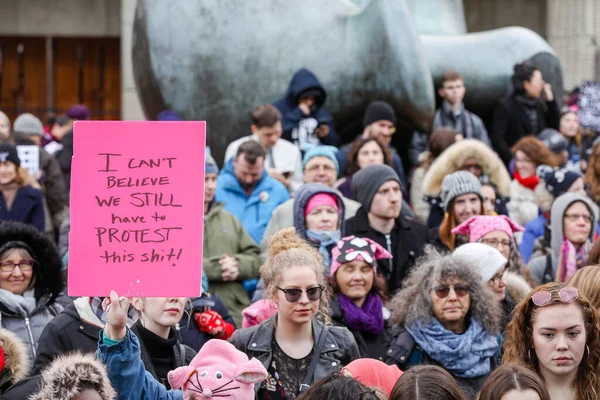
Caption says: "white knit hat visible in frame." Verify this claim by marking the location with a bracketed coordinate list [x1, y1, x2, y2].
[453, 243, 507, 282]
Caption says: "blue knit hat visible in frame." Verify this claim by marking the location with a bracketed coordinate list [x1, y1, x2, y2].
[302, 145, 339, 175]
[205, 147, 219, 174]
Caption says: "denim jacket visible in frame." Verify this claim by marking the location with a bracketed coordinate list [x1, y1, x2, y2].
[97, 329, 183, 400]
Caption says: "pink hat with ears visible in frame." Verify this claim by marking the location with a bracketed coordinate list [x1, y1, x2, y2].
[168, 339, 267, 400]
[451, 215, 525, 243]
[330, 236, 392, 277]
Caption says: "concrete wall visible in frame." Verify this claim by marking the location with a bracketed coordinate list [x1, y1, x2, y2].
[121, 0, 145, 120]
[0, 0, 120, 36]
[464, 0, 547, 38]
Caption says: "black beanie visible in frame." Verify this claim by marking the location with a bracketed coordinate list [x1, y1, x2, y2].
[351, 164, 401, 211]
[363, 101, 397, 127]
[537, 165, 582, 198]
[0, 144, 21, 167]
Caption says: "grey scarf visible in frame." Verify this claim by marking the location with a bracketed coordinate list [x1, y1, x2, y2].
[0, 288, 36, 317]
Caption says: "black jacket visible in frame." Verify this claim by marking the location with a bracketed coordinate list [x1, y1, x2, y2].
[491, 95, 559, 165]
[386, 326, 498, 400]
[229, 315, 359, 393]
[344, 207, 429, 295]
[329, 297, 391, 361]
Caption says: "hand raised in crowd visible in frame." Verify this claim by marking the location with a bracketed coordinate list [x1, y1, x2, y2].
[267, 168, 291, 188]
[102, 290, 130, 341]
[298, 101, 312, 116]
[219, 254, 239, 281]
[313, 124, 330, 138]
[543, 82, 554, 101]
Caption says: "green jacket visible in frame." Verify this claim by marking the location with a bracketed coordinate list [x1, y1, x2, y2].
[203, 202, 261, 327]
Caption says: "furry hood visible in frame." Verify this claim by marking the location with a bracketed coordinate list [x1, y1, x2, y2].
[504, 271, 532, 304]
[422, 139, 511, 197]
[31, 352, 116, 400]
[0, 329, 30, 386]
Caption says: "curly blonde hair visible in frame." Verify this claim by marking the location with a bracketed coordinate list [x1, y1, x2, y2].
[390, 246, 501, 334]
[503, 282, 600, 400]
[261, 228, 331, 322]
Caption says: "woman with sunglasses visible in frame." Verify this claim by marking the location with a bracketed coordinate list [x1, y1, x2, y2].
[0, 222, 64, 363]
[230, 228, 359, 399]
[385, 248, 500, 399]
[503, 282, 600, 400]
[528, 193, 597, 285]
[328, 236, 392, 360]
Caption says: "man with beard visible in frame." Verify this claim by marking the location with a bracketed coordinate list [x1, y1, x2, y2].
[344, 164, 428, 295]
[215, 140, 290, 245]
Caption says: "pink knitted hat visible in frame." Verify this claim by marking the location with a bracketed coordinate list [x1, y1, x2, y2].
[330, 236, 392, 277]
[304, 193, 338, 218]
[451, 215, 525, 243]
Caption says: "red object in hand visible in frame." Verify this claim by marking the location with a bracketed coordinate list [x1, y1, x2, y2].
[0, 346, 5, 373]
[194, 310, 235, 340]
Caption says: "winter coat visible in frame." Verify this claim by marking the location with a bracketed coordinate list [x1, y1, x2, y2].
[410, 165, 430, 223]
[260, 190, 360, 254]
[97, 328, 184, 400]
[0, 185, 45, 232]
[55, 129, 73, 203]
[229, 315, 359, 393]
[58, 208, 70, 258]
[344, 207, 429, 295]
[491, 95, 560, 165]
[0, 329, 31, 394]
[520, 214, 547, 263]
[0, 291, 63, 363]
[507, 180, 539, 228]
[329, 297, 391, 361]
[528, 193, 597, 284]
[178, 293, 236, 352]
[215, 158, 290, 244]
[203, 202, 261, 327]
[225, 135, 304, 195]
[273, 68, 339, 148]
[386, 326, 498, 400]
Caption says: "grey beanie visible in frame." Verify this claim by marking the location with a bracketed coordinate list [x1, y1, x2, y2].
[351, 164, 401, 211]
[13, 113, 44, 136]
[440, 171, 483, 211]
[0, 111, 9, 131]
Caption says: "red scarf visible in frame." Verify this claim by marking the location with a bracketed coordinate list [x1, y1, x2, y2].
[514, 171, 539, 191]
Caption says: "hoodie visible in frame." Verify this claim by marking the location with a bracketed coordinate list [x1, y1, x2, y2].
[528, 193, 597, 284]
[273, 68, 339, 148]
[292, 183, 346, 240]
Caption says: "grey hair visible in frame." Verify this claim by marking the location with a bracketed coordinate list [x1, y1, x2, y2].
[390, 246, 501, 334]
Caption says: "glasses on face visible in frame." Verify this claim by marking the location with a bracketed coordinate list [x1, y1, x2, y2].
[481, 238, 511, 248]
[305, 164, 336, 173]
[461, 163, 482, 172]
[277, 286, 324, 303]
[531, 287, 578, 307]
[432, 284, 470, 299]
[489, 271, 506, 285]
[0, 260, 34, 273]
[564, 213, 592, 223]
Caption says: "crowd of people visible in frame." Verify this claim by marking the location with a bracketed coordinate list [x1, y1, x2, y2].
[0, 60, 599, 399]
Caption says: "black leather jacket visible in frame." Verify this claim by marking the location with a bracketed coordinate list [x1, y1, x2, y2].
[229, 315, 359, 393]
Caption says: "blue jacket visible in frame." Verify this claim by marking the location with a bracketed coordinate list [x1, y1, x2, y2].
[97, 329, 183, 400]
[215, 159, 290, 244]
[273, 68, 339, 148]
[0, 185, 45, 231]
[520, 215, 547, 263]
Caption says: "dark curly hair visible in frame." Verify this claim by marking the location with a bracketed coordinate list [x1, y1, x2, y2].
[0, 221, 64, 302]
[344, 137, 393, 176]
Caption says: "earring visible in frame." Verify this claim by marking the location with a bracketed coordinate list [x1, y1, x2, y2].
[587, 345, 590, 357]
[528, 349, 532, 363]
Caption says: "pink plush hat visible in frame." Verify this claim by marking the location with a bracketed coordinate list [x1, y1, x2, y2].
[241, 299, 278, 329]
[451, 215, 525, 243]
[168, 339, 267, 399]
[342, 359, 403, 397]
[330, 236, 392, 277]
[304, 193, 338, 218]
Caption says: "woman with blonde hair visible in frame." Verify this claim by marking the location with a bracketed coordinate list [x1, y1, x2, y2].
[230, 228, 359, 399]
[503, 282, 600, 400]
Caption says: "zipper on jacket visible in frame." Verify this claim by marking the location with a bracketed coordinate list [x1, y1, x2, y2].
[385, 234, 393, 273]
[25, 317, 36, 358]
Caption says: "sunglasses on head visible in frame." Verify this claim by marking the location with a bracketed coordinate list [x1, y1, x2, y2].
[432, 284, 470, 299]
[277, 286, 324, 303]
[531, 287, 578, 307]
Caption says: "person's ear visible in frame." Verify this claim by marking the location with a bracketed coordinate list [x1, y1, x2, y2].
[438, 87, 445, 98]
[250, 125, 258, 134]
[131, 297, 144, 312]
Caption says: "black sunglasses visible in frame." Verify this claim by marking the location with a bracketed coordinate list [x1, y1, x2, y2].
[432, 284, 470, 299]
[277, 286, 324, 303]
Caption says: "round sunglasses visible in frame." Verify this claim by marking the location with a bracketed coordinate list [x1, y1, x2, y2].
[277, 286, 324, 303]
[432, 284, 470, 299]
[531, 287, 578, 307]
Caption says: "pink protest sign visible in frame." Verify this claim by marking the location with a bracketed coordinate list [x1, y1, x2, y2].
[68, 121, 205, 297]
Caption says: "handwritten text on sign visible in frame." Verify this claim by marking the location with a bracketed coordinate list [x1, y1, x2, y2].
[68, 121, 205, 297]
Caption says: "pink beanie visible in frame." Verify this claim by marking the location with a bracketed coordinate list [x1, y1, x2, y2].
[304, 193, 338, 218]
[342, 359, 403, 396]
[241, 299, 278, 328]
[330, 236, 392, 277]
[451, 215, 525, 243]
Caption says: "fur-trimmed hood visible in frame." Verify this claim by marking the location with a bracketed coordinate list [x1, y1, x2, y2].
[422, 139, 511, 197]
[31, 352, 115, 400]
[0, 329, 30, 387]
[504, 271, 532, 304]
